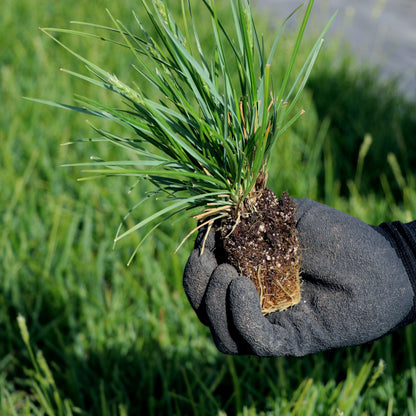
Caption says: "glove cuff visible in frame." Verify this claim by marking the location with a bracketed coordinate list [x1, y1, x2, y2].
[374, 221, 416, 327]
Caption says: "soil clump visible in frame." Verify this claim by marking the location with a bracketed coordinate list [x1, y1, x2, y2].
[216, 189, 301, 314]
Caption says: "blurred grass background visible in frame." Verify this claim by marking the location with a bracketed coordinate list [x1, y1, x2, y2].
[1, 0, 416, 414]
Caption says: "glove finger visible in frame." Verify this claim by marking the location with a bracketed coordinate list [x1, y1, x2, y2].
[183, 248, 218, 325]
[205, 264, 240, 354]
[194, 226, 216, 252]
[229, 277, 295, 357]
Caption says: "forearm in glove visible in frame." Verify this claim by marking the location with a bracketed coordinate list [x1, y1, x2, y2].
[183, 199, 416, 357]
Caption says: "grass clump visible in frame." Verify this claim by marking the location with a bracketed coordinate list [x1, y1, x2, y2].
[35, 0, 331, 261]
[34, 0, 334, 313]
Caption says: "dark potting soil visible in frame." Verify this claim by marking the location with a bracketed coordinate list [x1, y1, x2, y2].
[216, 189, 301, 313]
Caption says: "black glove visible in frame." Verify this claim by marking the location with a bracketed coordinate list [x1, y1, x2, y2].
[183, 199, 416, 356]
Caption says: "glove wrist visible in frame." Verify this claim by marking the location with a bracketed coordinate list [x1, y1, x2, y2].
[374, 220, 416, 326]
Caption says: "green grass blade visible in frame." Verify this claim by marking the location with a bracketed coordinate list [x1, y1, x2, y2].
[114, 191, 227, 241]
[277, 0, 314, 103]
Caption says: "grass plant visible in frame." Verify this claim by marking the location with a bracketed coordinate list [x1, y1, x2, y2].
[32, 0, 333, 262]
[1, 0, 416, 414]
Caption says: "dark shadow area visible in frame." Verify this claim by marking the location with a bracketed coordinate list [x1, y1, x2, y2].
[306, 58, 416, 198]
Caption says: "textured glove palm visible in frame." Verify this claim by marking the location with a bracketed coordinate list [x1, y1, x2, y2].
[183, 199, 415, 356]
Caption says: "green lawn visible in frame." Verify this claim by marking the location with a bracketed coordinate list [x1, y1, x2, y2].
[1, 0, 416, 414]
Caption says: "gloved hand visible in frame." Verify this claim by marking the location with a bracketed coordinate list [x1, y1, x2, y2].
[183, 198, 416, 356]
